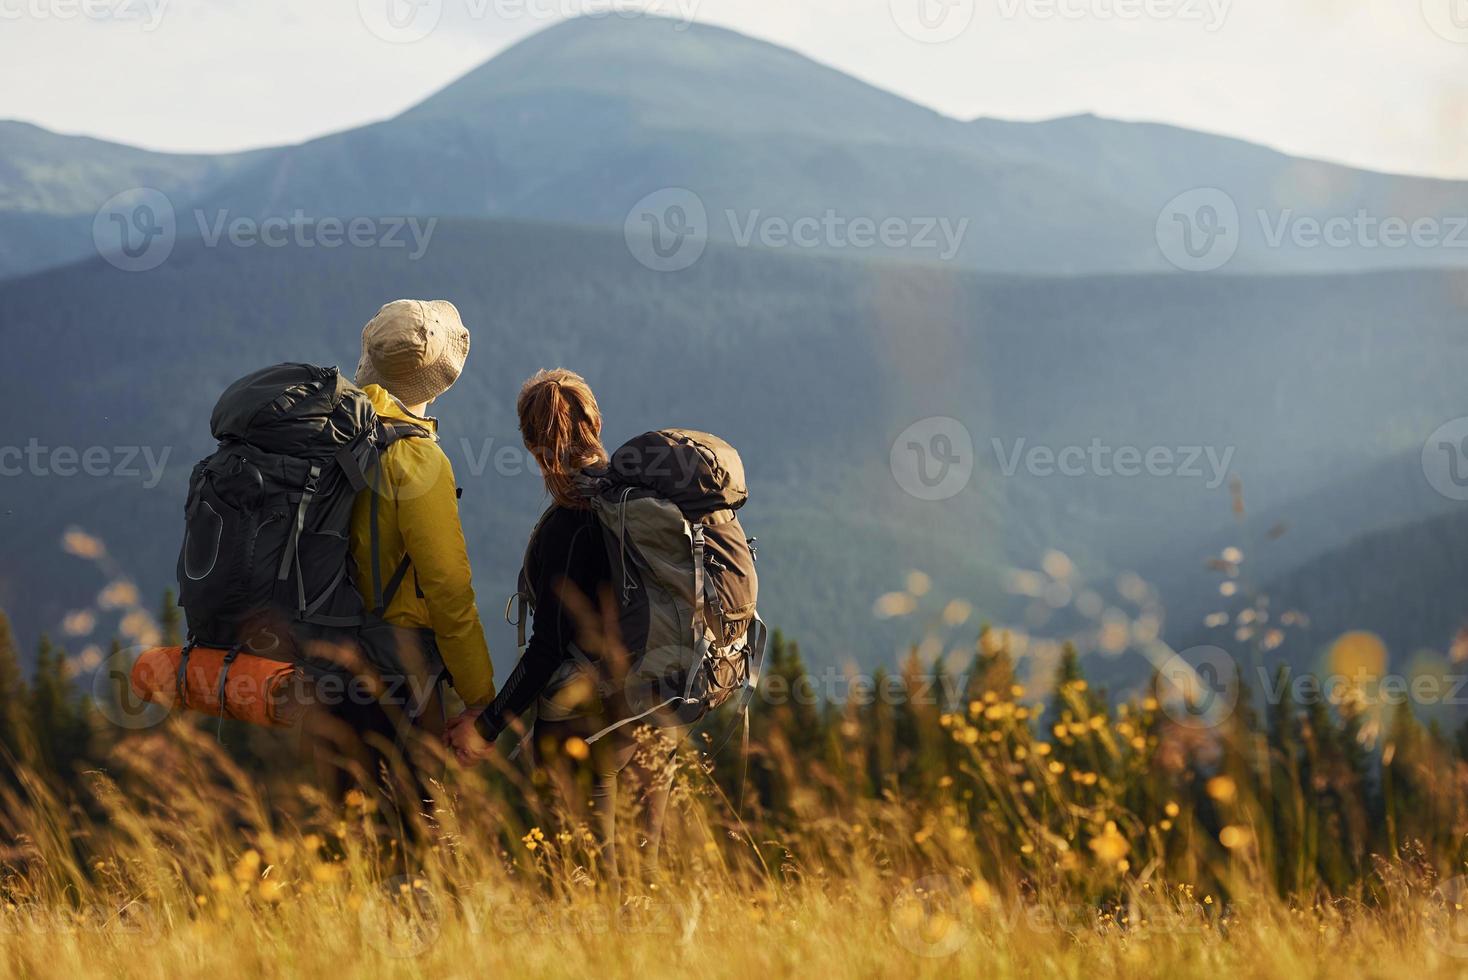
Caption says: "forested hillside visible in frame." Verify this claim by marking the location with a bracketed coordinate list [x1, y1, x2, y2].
[2, 217, 1464, 686]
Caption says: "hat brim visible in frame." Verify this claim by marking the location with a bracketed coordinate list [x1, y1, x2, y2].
[355, 300, 470, 405]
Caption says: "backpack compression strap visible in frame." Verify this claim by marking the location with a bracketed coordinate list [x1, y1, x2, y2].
[277, 463, 324, 619]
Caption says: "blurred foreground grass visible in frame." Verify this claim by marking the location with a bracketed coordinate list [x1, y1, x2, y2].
[2, 679, 1467, 980]
[6, 537, 1468, 978]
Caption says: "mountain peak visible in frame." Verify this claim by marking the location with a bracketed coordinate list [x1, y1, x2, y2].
[402, 13, 951, 142]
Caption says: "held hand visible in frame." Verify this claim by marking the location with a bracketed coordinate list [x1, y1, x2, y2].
[446, 705, 484, 738]
[446, 708, 496, 766]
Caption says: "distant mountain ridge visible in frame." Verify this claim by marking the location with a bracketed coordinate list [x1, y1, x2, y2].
[3, 15, 1468, 280]
[0, 120, 269, 280]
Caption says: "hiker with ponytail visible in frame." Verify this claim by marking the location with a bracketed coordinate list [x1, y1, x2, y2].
[446, 368, 691, 880]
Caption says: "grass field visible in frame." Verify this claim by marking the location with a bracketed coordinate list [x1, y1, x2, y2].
[4, 679, 1468, 980]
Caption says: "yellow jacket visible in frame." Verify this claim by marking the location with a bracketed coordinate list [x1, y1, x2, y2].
[350, 385, 494, 705]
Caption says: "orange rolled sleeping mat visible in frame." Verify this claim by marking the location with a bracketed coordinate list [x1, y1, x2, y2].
[130, 646, 297, 728]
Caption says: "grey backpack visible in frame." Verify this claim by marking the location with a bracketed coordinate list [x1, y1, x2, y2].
[514, 430, 765, 743]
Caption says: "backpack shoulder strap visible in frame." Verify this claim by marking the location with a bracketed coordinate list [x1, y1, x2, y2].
[506, 504, 558, 650]
[366, 418, 433, 614]
[332, 417, 430, 492]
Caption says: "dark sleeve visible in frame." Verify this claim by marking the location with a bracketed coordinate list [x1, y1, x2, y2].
[476, 511, 596, 740]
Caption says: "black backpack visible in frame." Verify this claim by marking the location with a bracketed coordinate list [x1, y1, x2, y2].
[177, 363, 434, 681]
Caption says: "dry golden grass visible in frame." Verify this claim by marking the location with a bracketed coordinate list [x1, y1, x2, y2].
[3, 706, 1468, 980]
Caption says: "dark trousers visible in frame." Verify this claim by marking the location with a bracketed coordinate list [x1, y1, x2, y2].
[302, 669, 446, 844]
[299, 636, 446, 845]
[534, 715, 689, 881]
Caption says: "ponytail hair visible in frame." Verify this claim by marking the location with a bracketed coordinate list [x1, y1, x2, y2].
[517, 368, 607, 510]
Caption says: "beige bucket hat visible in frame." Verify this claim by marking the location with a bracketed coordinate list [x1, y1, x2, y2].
[355, 299, 471, 407]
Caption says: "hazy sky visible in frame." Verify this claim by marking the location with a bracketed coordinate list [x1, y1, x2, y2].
[2, 0, 1466, 178]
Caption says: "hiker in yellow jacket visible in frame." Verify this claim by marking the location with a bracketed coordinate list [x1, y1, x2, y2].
[310, 299, 494, 820]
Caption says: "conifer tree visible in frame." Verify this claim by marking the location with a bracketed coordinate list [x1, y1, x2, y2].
[965, 624, 1015, 702]
[0, 610, 32, 766]
[29, 635, 89, 779]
